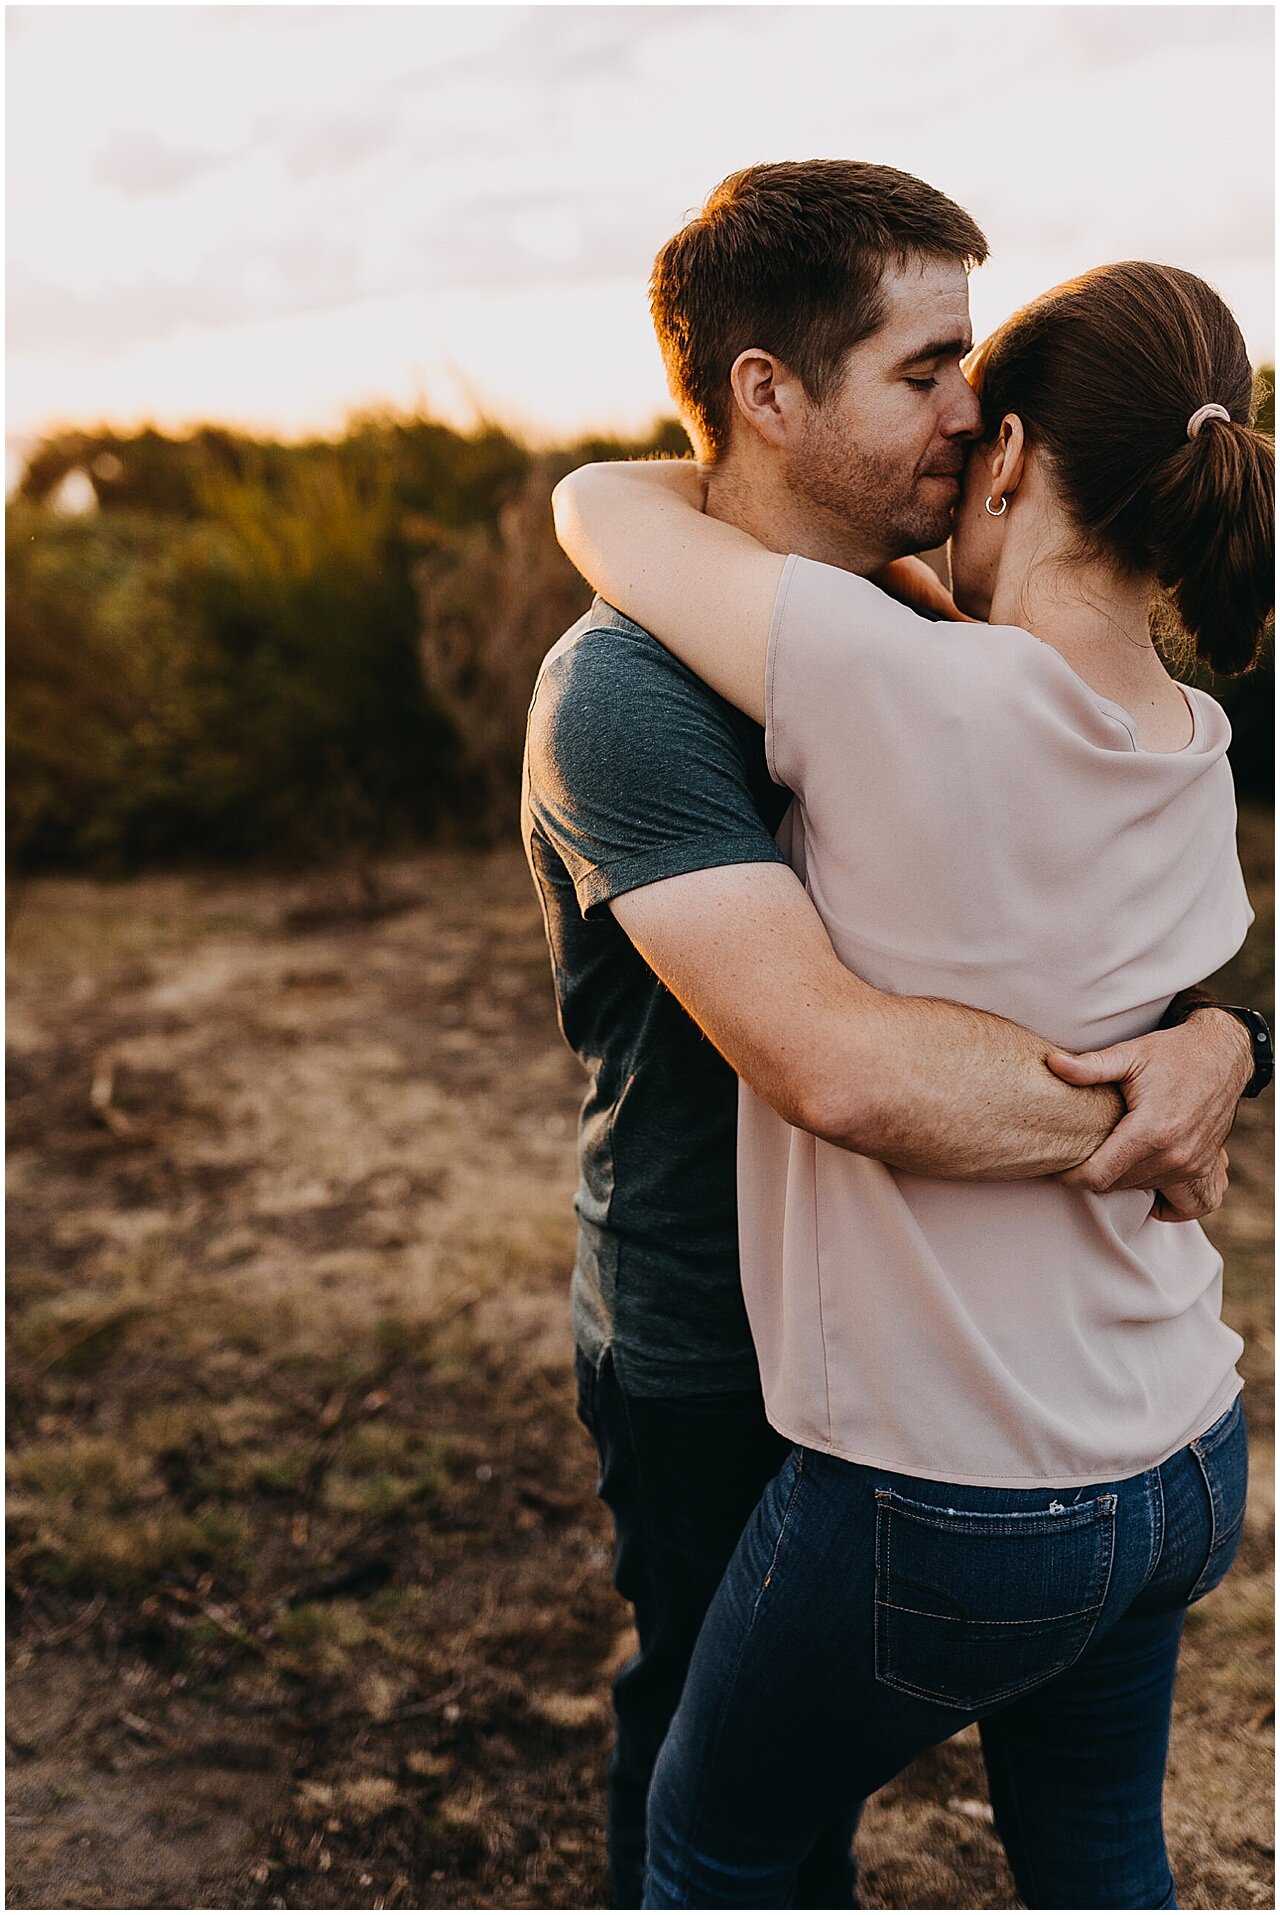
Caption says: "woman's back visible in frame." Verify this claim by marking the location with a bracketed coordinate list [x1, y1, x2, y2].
[737, 557, 1252, 1486]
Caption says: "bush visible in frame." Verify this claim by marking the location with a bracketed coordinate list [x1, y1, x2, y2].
[7, 501, 220, 865]
[7, 413, 690, 869]
[8, 391, 1268, 872]
[415, 459, 593, 840]
[7, 466, 452, 868]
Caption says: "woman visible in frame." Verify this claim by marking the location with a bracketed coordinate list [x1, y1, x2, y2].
[551, 262, 1273, 1909]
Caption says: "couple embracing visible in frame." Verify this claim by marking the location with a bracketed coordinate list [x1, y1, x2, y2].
[521, 161, 1272, 1910]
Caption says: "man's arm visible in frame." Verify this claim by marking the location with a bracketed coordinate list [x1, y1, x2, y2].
[528, 617, 1243, 1207]
[611, 861, 1123, 1181]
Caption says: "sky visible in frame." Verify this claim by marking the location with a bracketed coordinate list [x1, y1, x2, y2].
[6, 3, 1275, 466]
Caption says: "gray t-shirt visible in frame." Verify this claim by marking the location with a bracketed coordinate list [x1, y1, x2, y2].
[521, 598, 790, 1396]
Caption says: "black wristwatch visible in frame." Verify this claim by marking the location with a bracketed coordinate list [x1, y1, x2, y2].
[1210, 1006, 1274, 1099]
[1164, 1001, 1273, 1099]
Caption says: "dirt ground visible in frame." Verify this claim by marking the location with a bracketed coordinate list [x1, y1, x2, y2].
[7, 821, 1274, 1910]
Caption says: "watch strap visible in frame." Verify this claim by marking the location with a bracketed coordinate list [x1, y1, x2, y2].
[1209, 1005, 1273, 1099]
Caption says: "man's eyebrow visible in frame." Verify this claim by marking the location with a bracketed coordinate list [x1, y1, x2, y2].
[897, 333, 973, 367]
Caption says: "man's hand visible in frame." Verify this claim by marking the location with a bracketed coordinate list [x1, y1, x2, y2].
[869, 555, 973, 623]
[1047, 1011, 1253, 1211]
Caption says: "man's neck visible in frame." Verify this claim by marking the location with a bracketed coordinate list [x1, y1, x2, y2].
[705, 457, 882, 576]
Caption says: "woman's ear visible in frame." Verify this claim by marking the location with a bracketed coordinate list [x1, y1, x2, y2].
[728, 349, 799, 449]
[989, 413, 1027, 502]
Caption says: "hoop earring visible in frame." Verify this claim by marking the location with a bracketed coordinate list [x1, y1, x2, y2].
[985, 495, 1008, 518]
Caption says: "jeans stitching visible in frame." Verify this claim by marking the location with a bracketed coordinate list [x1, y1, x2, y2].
[1146, 1466, 1165, 1591]
[873, 1495, 889, 1688]
[1190, 1393, 1244, 1459]
[876, 1597, 1104, 1626]
[1190, 1445, 1222, 1585]
[879, 1497, 1107, 1536]
[1028, 1492, 1122, 1712]
[1186, 1423, 1247, 1603]
[877, 1653, 1102, 1713]
[750, 1449, 806, 1620]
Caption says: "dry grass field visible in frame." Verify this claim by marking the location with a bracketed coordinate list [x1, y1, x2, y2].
[7, 813, 1274, 1910]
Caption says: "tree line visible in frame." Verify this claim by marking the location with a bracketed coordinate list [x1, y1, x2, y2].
[7, 384, 1272, 873]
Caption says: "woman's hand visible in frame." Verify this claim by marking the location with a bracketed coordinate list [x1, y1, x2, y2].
[1048, 1010, 1252, 1217]
[869, 556, 972, 622]
[635, 457, 710, 511]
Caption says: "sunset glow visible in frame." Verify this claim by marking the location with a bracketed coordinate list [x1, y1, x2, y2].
[7, 4, 1274, 466]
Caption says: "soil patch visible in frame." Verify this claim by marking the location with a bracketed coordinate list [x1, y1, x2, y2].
[7, 832, 1273, 1908]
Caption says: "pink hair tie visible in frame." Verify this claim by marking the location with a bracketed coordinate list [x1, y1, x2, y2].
[1186, 403, 1231, 439]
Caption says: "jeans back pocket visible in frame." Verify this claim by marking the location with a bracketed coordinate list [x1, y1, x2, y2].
[874, 1487, 1116, 1713]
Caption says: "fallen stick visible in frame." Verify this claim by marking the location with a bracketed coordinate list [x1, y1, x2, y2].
[37, 1592, 106, 1649]
[155, 1585, 311, 1679]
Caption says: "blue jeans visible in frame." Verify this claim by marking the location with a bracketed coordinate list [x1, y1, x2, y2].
[576, 1348, 859, 1908]
[644, 1394, 1248, 1910]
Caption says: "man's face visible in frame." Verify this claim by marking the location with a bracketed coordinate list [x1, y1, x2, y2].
[785, 255, 982, 561]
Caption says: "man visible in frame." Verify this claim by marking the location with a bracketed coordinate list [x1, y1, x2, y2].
[521, 161, 1263, 1908]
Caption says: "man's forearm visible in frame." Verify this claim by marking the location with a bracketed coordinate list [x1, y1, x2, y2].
[796, 992, 1123, 1180]
[610, 862, 1122, 1184]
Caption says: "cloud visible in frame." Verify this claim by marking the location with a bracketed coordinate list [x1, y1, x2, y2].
[94, 128, 234, 198]
[8, 230, 378, 355]
[1045, 3, 1267, 72]
[7, 177, 661, 363]
[194, 5, 373, 34]
[266, 108, 403, 182]
[393, 4, 727, 98]
[412, 189, 661, 294]
[1136, 186, 1275, 268]
[233, 91, 501, 188]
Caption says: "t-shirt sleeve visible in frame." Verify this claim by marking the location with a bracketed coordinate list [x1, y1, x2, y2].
[764, 554, 1005, 807]
[526, 622, 788, 919]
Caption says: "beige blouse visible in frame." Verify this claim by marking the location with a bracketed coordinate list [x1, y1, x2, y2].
[738, 555, 1253, 1487]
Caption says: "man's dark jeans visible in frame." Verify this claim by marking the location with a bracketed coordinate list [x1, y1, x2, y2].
[575, 1347, 858, 1910]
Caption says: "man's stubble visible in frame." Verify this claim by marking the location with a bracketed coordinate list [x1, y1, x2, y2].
[784, 417, 958, 570]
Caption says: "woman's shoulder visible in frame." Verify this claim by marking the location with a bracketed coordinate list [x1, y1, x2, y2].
[780, 555, 1030, 670]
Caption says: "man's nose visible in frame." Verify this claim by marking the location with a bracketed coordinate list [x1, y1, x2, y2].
[942, 378, 984, 440]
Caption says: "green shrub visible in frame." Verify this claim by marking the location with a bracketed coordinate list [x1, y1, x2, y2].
[8, 389, 1266, 872]
[8, 411, 691, 869]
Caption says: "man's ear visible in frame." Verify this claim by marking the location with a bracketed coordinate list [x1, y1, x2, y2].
[728, 349, 803, 449]
[990, 413, 1027, 500]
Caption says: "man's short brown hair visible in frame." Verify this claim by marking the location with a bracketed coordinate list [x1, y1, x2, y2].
[650, 160, 988, 460]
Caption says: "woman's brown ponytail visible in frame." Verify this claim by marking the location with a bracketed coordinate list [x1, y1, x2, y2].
[968, 262, 1274, 676]
[1144, 416, 1273, 676]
